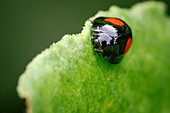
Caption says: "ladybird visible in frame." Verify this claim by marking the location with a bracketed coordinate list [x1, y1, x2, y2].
[91, 17, 132, 64]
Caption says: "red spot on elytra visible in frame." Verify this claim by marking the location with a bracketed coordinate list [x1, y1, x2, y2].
[124, 38, 132, 55]
[105, 18, 124, 26]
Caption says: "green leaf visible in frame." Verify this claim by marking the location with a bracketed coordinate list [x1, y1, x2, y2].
[17, 1, 170, 113]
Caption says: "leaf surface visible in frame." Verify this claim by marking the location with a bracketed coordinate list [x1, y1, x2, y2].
[18, 1, 170, 113]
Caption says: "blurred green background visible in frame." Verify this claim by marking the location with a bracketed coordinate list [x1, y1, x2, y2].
[0, 0, 169, 113]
